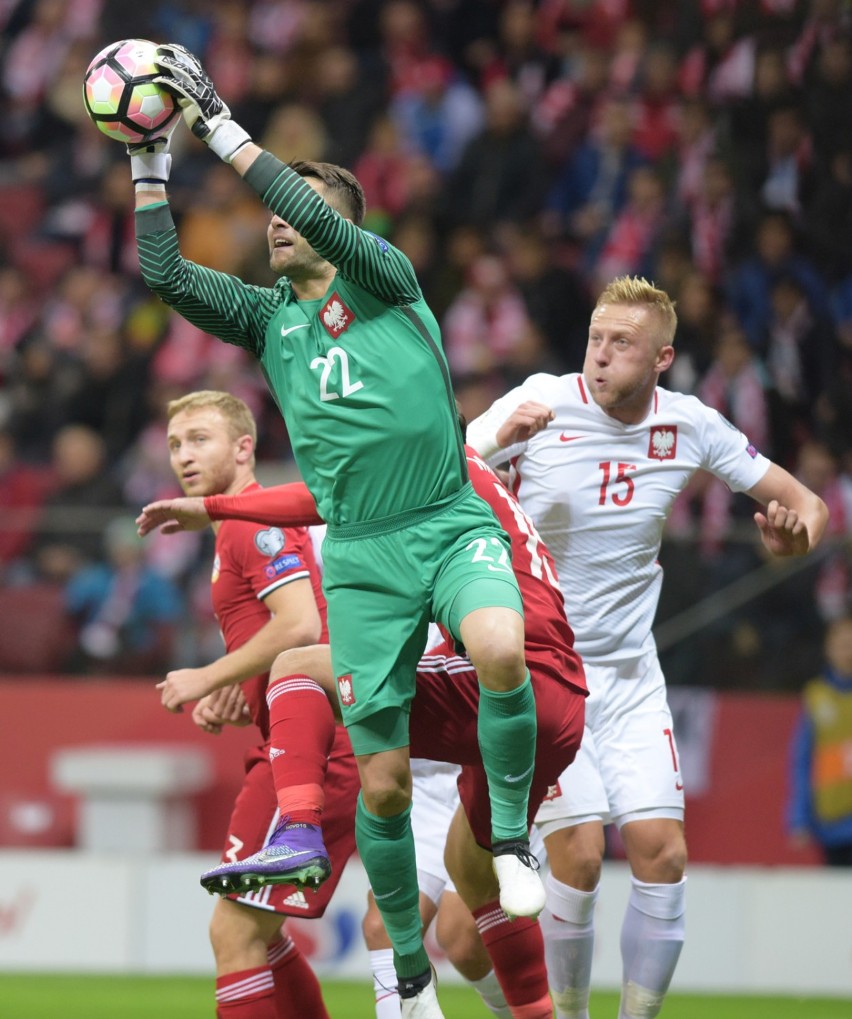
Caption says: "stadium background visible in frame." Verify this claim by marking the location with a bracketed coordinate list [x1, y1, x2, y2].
[0, 0, 850, 1007]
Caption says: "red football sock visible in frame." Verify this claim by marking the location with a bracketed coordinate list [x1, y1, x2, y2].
[268, 934, 331, 1019]
[215, 966, 276, 1018]
[266, 673, 336, 825]
[473, 901, 552, 1018]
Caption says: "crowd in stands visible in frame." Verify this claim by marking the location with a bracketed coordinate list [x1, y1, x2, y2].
[0, 0, 850, 688]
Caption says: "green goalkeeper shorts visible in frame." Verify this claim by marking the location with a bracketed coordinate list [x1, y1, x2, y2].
[321, 482, 523, 754]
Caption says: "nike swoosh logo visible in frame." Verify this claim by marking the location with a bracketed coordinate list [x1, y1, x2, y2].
[560, 433, 585, 442]
[503, 763, 535, 784]
[281, 324, 310, 337]
[373, 886, 402, 901]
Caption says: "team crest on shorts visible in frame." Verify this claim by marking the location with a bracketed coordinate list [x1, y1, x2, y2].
[542, 781, 562, 801]
[337, 673, 355, 705]
[648, 425, 677, 460]
[320, 292, 356, 338]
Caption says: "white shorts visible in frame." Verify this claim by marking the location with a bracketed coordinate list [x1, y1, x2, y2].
[535, 649, 684, 835]
[410, 758, 461, 905]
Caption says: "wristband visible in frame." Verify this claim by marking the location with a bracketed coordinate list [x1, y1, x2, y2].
[206, 120, 252, 163]
[129, 150, 172, 183]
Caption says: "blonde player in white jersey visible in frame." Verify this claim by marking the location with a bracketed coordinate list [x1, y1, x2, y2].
[467, 275, 829, 1019]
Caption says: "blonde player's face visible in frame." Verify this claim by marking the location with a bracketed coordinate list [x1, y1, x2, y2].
[582, 302, 673, 423]
[167, 408, 241, 497]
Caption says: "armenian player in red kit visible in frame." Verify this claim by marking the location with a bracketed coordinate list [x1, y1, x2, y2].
[155, 390, 360, 1019]
[141, 432, 588, 1018]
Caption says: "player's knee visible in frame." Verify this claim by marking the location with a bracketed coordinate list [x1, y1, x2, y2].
[270, 645, 309, 680]
[360, 772, 411, 816]
[469, 636, 525, 689]
[547, 831, 604, 889]
[655, 836, 687, 883]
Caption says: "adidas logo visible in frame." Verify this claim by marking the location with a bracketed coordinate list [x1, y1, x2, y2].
[269, 747, 286, 760]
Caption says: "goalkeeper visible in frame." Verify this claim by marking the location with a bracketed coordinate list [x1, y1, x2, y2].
[129, 43, 542, 1017]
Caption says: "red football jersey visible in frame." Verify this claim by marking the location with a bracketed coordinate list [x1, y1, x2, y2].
[212, 483, 327, 736]
[464, 446, 586, 696]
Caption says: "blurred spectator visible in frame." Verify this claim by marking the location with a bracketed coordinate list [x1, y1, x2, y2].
[176, 161, 270, 275]
[64, 515, 183, 676]
[479, 0, 561, 105]
[63, 325, 152, 460]
[668, 269, 722, 389]
[803, 32, 852, 171]
[542, 95, 646, 256]
[259, 101, 328, 165]
[0, 425, 54, 579]
[311, 45, 384, 168]
[448, 78, 547, 229]
[4, 334, 82, 461]
[31, 424, 126, 583]
[725, 44, 798, 199]
[762, 274, 838, 467]
[498, 222, 592, 374]
[442, 252, 542, 386]
[679, 9, 757, 104]
[805, 145, 852, 283]
[389, 55, 484, 174]
[591, 164, 668, 289]
[788, 615, 852, 866]
[793, 439, 852, 623]
[754, 103, 816, 218]
[724, 209, 831, 348]
[630, 41, 680, 162]
[532, 39, 611, 166]
[693, 314, 772, 557]
[681, 156, 748, 285]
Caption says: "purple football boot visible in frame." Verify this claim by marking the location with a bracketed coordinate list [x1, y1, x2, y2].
[200, 819, 331, 896]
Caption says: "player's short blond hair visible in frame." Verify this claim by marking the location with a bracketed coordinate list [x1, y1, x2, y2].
[595, 275, 678, 346]
[167, 390, 257, 445]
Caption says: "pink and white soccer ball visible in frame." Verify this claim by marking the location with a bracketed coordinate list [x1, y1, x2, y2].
[82, 39, 179, 145]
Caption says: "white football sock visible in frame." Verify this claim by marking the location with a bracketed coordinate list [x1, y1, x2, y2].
[539, 873, 598, 1019]
[468, 969, 511, 1016]
[369, 947, 400, 1018]
[618, 876, 687, 1019]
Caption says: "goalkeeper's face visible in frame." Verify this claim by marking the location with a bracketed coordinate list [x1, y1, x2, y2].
[267, 179, 335, 281]
[267, 214, 326, 279]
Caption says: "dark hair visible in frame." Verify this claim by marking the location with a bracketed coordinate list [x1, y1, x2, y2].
[289, 160, 367, 226]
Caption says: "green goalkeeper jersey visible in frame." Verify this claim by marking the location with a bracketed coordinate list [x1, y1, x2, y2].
[136, 152, 467, 526]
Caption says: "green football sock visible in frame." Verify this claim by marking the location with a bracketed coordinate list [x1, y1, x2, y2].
[354, 793, 429, 980]
[477, 670, 537, 842]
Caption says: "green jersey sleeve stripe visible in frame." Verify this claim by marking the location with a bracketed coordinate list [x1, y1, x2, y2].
[245, 151, 421, 306]
[135, 206, 274, 355]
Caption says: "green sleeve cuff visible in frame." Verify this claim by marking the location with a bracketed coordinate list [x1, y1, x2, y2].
[244, 151, 289, 198]
[135, 202, 174, 235]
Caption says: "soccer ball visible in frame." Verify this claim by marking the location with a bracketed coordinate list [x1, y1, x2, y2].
[82, 39, 179, 145]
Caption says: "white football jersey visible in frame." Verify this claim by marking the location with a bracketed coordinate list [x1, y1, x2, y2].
[468, 372, 771, 662]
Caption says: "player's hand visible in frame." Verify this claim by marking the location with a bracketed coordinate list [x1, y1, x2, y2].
[495, 401, 555, 448]
[192, 694, 225, 734]
[754, 500, 810, 557]
[191, 687, 250, 733]
[136, 497, 211, 536]
[153, 43, 251, 163]
[157, 667, 215, 712]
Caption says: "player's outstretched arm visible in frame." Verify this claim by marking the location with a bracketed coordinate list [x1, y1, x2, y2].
[136, 497, 210, 536]
[748, 462, 829, 557]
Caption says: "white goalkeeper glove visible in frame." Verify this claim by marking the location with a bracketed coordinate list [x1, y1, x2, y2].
[127, 117, 180, 186]
[154, 43, 251, 164]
